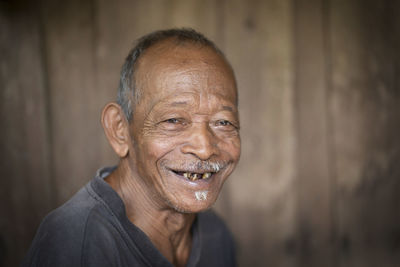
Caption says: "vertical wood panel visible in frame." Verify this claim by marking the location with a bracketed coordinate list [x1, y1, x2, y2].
[0, 2, 52, 266]
[329, 0, 400, 266]
[224, 0, 297, 266]
[293, 0, 335, 266]
[168, 0, 220, 41]
[41, 0, 102, 204]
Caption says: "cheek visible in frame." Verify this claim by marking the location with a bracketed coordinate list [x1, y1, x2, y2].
[140, 137, 179, 163]
[220, 136, 241, 161]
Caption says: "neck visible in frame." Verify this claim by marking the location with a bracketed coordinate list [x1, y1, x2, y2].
[105, 161, 195, 267]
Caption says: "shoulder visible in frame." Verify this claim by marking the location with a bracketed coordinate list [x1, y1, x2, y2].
[22, 184, 107, 266]
[39, 185, 99, 237]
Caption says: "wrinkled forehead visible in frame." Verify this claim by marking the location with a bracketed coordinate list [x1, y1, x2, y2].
[134, 40, 237, 106]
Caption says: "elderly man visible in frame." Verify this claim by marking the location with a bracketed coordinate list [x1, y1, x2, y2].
[23, 28, 240, 267]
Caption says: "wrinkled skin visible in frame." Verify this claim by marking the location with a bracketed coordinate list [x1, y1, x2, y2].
[129, 41, 241, 213]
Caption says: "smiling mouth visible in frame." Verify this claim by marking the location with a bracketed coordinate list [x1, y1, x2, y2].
[171, 170, 214, 181]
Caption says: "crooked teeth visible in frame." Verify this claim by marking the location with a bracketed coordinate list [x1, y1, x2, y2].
[202, 173, 211, 179]
[191, 173, 200, 181]
[182, 172, 212, 181]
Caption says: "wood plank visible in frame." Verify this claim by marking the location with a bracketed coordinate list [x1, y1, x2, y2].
[0, 1, 52, 266]
[40, 0, 101, 205]
[293, 0, 335, 266]
[223, 0, 297, 266]
[329, 0, 400, 266]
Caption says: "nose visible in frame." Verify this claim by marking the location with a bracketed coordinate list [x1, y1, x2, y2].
[181, 123, 219, 160]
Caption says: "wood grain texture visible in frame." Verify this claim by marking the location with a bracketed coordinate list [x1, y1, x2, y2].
[40, 0, 102, 205]
[223, 0, 297, 266]
[0, 1, 53, 266]
[329, 0, 400, 266]
[293, 0, 335, 266]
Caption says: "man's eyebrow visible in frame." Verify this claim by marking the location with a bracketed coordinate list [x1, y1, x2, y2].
[222, 105, 234, 112]
[170, 101, 189, 106]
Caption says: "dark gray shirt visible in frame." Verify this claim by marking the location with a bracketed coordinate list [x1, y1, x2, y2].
[22, 167, 236, 267]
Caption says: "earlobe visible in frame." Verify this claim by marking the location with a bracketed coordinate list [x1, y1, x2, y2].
[101, 102, 130, 158]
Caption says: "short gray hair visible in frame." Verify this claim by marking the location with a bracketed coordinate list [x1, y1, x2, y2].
[116, 28, 225, 122]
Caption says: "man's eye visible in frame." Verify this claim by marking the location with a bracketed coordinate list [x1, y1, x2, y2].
[216, 120, 234, 127]
[166, 118, 179, 124]
[161, 118, 187, 127]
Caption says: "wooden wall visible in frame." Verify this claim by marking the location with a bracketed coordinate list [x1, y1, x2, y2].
[1, 0, 399, 266]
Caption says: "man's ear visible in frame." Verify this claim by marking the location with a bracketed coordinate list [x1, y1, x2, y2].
[101, 102, 130, 158]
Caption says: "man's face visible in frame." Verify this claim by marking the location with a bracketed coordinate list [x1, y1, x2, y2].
[128, 41, 240, 213]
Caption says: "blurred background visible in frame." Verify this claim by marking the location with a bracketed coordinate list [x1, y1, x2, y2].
[1, 0, 399, 266]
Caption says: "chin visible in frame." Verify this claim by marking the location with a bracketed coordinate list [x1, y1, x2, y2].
[166, 193, 219, 214]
